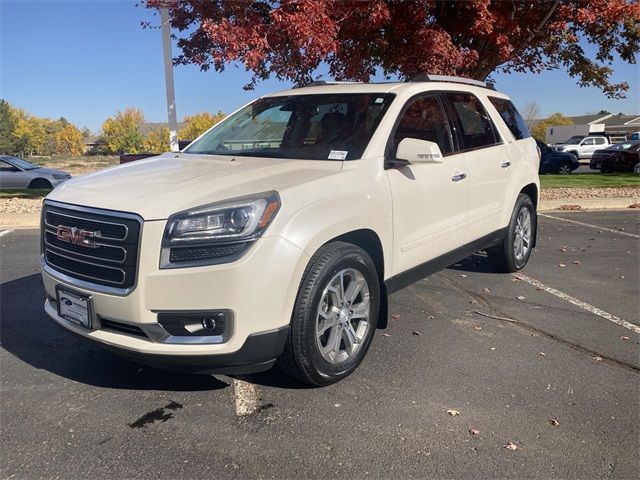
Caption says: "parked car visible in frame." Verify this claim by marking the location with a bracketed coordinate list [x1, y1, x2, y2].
[630, 132, 640, 141]
[0, 156, 71, 189]
[536, 139, 579, 174]
[40, 75, 539, 386]
[590, 140, 640, 173]
[552, 135, 610, 159]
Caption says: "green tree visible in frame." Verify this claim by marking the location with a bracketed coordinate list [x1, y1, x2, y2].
[102, 108, 145, 154]
[143, 126, 170, 153]
[179, 111, 225, 141]
[0, 99, 17, 154]
[532, 113, 574, 141]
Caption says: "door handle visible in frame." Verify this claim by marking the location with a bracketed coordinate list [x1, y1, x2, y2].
[501, 161, 511, 169]
[451, 172, 467, 182]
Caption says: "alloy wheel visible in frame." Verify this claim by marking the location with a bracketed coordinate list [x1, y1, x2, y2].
[513, 207, 532, 262]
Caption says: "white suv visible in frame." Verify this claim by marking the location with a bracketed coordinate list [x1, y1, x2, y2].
[40, 75, 539, 386]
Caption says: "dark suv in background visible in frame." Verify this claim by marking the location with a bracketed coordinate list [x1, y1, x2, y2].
[536, 139, 580, 175]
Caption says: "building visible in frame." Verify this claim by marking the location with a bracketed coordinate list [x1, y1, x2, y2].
[546, 112, 640, 144]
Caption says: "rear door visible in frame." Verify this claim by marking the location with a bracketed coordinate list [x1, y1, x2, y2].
[441, 92, 511, 243]
[386, 93, 469, 276]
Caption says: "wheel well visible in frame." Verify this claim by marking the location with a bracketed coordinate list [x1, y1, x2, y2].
[329, 229, 388, 329]
[28, 178, 52, 189]
[520, 183, 538, 209]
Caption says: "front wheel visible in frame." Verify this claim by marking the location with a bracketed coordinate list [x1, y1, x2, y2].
[278, 242, 380, 386]
[487, 194, 536, 273]
[557, 161, 572, 175]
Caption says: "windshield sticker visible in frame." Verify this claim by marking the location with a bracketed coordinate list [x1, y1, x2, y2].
[375, 97, 385, 104]
[328, 150, 348, 160]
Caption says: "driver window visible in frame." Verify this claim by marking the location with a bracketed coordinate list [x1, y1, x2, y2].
[0, 160, 17, 172]
[393, 95, 453, 156]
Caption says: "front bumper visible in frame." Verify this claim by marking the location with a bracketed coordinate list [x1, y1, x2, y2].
[41, 219, 309, 373]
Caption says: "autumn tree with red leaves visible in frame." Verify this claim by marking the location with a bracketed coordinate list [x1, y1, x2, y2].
[145, 0, 639, 98]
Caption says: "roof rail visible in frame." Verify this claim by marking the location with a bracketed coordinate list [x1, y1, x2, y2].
[295, 80, 364, 89]
[409, 73, 489, 88]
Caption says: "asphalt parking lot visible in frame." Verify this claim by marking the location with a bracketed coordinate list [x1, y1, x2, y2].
[1, 210, 638, 479]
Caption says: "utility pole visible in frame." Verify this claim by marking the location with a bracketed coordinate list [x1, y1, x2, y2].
[160, 6, 178, 151]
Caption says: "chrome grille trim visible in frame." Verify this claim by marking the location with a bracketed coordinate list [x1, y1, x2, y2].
[41, 200, 143, 296]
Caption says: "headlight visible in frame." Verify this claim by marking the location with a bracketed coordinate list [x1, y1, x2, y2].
[52, 174, 70, 179]
[160, 191, 280, 268]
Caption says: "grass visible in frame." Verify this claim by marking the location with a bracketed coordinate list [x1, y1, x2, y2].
[540, 173, 640, 189]
[0, 189, 50, 199]
[28, 155, 119, 176]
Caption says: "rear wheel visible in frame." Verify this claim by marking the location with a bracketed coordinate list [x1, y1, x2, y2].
[557, 161, 572, 175]
[28, 178, 52, 189]
[487, 194, 536, 273]
[278, 242, 380, 386]
[634, 162, 640, 174]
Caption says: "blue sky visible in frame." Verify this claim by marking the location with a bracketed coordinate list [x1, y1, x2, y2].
[1, 0, 638, 133]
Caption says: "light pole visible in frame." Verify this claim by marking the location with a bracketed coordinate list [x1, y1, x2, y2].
[159, 5, 178, 152]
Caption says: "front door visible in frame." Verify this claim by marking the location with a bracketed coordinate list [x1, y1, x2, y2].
[386, 94, 469, 276]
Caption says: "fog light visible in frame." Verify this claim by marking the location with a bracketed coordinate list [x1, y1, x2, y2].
[202, 316, 217, 331]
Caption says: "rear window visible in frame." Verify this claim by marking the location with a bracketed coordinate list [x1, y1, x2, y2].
[444, 92, 501, 150]
[488, 97, 531, 140]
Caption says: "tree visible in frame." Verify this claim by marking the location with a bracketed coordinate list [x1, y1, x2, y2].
[143, 126, 170, 153]
[179, 111, 225, 141]
[102, 108, 145, 154]
[146, 0, 639, 98]
[521, 102, 541, 132]
[532, 112, 574, 140]
[0, 99, 17, 154]
[55, 124, 85, 156]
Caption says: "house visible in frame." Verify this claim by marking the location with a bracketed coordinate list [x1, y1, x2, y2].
[546, 112, 640, 144]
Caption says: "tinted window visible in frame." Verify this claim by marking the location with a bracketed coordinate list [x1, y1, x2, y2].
[488, 97, 531, 140]
[444, 92, 500, 150]
[392, 95, 453, 155]
[594, 137, 606, 145]
[185, 93, 395, 161]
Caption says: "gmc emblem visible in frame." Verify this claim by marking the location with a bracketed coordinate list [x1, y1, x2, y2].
[56, 225, 99, 248]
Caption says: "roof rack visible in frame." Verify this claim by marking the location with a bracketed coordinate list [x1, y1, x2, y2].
[409, 73, 490, 88]
[295, 80, 363, 89]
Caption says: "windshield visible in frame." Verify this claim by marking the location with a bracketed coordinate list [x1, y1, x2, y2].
[4, 156, 39, 170]
[561, 136, 585, 144]
[606, 140, 640, 151]
[184, 93, 395, 160]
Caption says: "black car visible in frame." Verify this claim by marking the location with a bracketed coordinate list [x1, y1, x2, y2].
[536, 139, 580, 174]
[590, 140, 640, 173]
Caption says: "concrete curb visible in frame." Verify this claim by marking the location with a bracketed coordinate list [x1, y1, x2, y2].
[1, 198, 637, 229]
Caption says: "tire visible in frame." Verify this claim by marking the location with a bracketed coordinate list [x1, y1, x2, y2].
[278, 242, 380, 386]
[634, 162, 640, 174]
[487, 193, 536, 273]
[557, 161, 572, 175]
[28, 178, 52, 189]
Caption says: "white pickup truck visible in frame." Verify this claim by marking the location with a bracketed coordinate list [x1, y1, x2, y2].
[552, 135, 610, 159]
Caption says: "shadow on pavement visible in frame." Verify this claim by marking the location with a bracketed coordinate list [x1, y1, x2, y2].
[446, 252, 495, 274]
[0, 274, 228, 392]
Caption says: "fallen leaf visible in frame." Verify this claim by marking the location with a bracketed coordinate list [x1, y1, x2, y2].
[474, 325, 482, 331]
[538, 352, 546, 357]
[469, 428, 480, 436]
[557, 262, 566, 268]
[620, 276, 625, 279]
[482, 288, 491, 293]
[549, 418, 559, 426]
[531, 333, 539, 337]
[573, 260, 581, 265]
[391, 314, 401, 319]
[446, 409, 460, 416]
[620, 336, 630, 341]
[412, 331, 422, 336]
[593, 356, 603, 362]
[536, 287, 544, 291]
[427, 315, 434, 319]
[516, 295, 526, 300]
[559, 246, 567, 252]
[458, 274, 467, 278]
[381, 333, 390, 337]
[503, 442, 519, 450]
[490, 347, 496, 351]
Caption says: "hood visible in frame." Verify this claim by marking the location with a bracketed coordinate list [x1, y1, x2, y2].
[33, 167, 70, 176]
[46, 153, 343, 220]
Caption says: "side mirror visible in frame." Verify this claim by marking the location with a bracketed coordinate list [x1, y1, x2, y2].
[396, 138, 444, 164]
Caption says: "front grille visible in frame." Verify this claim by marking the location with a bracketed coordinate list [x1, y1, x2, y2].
[42, 202, 142, 290]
